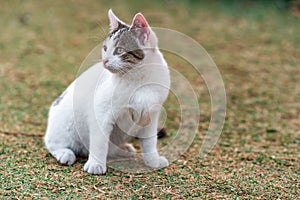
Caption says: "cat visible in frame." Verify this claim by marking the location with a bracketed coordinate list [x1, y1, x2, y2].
[44, 9, 170, 175]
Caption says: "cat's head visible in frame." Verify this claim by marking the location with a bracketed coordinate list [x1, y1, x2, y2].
[102, 9, 157, 74]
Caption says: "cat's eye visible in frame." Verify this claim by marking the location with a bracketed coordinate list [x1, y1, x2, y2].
[114, 47, 125, 55]
[103, 45, 107, 51]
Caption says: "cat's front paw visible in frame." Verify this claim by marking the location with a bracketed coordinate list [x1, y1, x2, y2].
[53, 148, 76, 166]
[158, 156, 169, 168]
[144, 155, 169, 169]
[83, 158, 107, 175]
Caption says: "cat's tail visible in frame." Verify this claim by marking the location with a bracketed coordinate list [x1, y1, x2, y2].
[157, 128, 167, 139]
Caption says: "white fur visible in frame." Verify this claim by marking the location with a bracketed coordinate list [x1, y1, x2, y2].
[44, 11, 170, 175]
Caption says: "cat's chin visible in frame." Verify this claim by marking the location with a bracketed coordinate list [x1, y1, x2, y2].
[103, 65, 121, 74]
[104, 65, 133, 74]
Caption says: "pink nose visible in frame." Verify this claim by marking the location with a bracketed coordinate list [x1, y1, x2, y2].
[102, 59, 108, 65]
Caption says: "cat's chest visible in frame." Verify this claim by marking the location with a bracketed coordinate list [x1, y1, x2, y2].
[100, 85, 151, 135]
[95, 78, 150, 112]
[107, 79, 147, 104]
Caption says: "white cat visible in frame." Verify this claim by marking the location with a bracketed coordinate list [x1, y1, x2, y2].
[44, 9, 170, 175]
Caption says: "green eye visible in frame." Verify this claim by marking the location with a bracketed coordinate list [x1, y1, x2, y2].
[114, 47, 125, 55]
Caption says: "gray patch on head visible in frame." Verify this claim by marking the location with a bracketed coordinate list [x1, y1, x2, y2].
[113, 29, 145, 64]
[112, 27, 130, 41]
[109, 24, 129, 38]
[52, 90, 67, 107]
[115, 30, 140, 51]
[105, 26, 145, 71]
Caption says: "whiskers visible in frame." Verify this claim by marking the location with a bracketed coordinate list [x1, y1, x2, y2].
[97, 21, 107, 41]
[89, 20, 108, 43]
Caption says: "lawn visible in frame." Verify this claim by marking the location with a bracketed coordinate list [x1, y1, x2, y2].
[0, 0, 299, 199]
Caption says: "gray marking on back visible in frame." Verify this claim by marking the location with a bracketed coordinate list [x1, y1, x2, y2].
[52, 90, 67, 107]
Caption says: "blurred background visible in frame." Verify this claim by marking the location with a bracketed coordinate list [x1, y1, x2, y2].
[1, 0, 299, 137]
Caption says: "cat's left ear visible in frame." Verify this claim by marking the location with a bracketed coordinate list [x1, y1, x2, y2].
[131, 13, 151, 44]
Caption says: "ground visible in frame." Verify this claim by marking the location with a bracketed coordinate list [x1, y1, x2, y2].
[0, 0, 299, 199]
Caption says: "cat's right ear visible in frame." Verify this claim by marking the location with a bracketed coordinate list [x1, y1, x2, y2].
[108, 9, 125, 33]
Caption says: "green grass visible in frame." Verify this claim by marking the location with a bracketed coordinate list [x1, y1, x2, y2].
[0, 0, 299, 199]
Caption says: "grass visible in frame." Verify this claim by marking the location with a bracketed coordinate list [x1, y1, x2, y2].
[0, 0, 299, 199]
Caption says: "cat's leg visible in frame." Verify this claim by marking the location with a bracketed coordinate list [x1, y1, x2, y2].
[140, 135, 169, 168]
[139, 113, 169, 168]
[45, 130, 77, 166]
[83, 120, 112, 175]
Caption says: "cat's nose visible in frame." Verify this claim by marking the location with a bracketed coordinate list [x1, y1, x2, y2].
[102, 59, 108, 65]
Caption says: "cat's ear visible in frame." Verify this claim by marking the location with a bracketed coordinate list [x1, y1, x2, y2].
[108, 9, 126, 33]
[131, 13, 151, 43]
